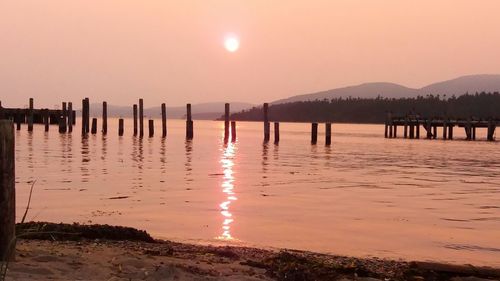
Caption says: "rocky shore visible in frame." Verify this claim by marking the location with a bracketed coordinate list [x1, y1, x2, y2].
[3, 222, 499, 281]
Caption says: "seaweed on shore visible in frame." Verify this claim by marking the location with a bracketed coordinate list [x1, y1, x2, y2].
[16, 222, 155, 243]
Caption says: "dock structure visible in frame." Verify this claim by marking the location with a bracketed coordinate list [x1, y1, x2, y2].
[386, 114, 497, 141]
[0, 107, 76, 127]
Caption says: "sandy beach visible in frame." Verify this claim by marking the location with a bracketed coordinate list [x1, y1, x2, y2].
[2, 222, 500, 281]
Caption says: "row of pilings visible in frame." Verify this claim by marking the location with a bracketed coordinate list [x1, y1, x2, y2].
[0, 99, 334, 145]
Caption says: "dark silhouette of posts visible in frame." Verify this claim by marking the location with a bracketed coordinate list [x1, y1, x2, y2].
[15, 110, 21, 131]
[161, 103, 167, 138]
[139, 99, 144, 138]
[0, 101, 3, 120]
[149, 120, 154, 137]
[443, 120, 448, 140]
[403, 118, 408, 138]
[118, 118, 124, 136]
[186, 104, 193, 140]
[231, 121, 236, 142]
[60, 102, 67, 133]
[44, 109, 49, 132]
[224, 103, 230, 142]
[91, 118, 97, 134]
[325, 123, 332, 146]
[0, 120, 15, 261]
[487, 120, 496, 141]
[409, 124, 414, 139]
[28, 98, 34, 132]
[82, 98, 90, 135]
[274, 122, 280, 144]
[311, 123, 318, 144]
[393, 125, 398, 138]
[102, 101, 107, 135]
[448, 125, 453, 140]
[426, 120, 432, 139]
[68, 102, 73, 133]
[472, 125, 476, 140]
[263, 103, 270, 142]
[416, 121, 420, 139]
[133, 104, 138, 136]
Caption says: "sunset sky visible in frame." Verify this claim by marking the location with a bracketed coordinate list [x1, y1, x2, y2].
[1, 1, 500, 108]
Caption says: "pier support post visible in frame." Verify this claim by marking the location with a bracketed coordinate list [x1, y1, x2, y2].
[432, 125, 437, 139]
[416, 121, 420, 139]
[472, 126, 476, 141]
[186, 104, 193, 140]
[443, 120, 448, 140]
[102, 101, 107, 135]
[133, 104, 138, 136]
[85, 98, 90, 133]
[139, 99, 144, 138]
[224, 103, 230, 142]
[403, 118, 408, 138]
[384, 122, 388, 138]
[0, 101, 3, 120]
[15, 110, 21, 131]
[487, 120, 496, 141]
[149, 119, 154, 137]
[81, 99, 86, 135]
[161, 103, 167, 138]
[426, 120, 432, 139]
[68, 102, 73, 133]
[465, 119, 472, 140]
[448, 125, 453, 140]
[393, 125, 397, 138]
[44, 109, 49, 132]
[263, 103, 270, 142]
[409, 124, 414, 139]
[91, 118, 97, 134]
[118, 118, 124, 136]
[311, 123, 318, 144]
[231, 121, 237, 142]
[274, 122, 279, 144]
[61, 102, 67, 133]
[58, 114, 65, 133]
[28, 98, 34, 132]
[325, 123, 332, 146]
[0, 120, 15, 261]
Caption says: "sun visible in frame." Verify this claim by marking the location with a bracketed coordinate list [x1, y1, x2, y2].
[224, 35, 240, 53]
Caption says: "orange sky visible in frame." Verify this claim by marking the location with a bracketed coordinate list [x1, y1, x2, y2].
[1, 1, 500, 107]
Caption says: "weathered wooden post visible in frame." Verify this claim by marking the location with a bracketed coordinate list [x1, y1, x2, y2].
[0, 120, 15, 261]
[465, 119, 472, 140]
[274, 122, 279, 144]
[58, 113, 65, 133]
[15, 110, 21, 131]
[426, 119, 432, 139]
[432, 125, 437, 139]
[224, 103, 230, 142]
[409, 123, 414, 139]
[118, 118, 124, 136]
[472, 125, 476, 141]
[403, 118, 408, 138]
[148, 119, 154, 137]
[311, 123, 318, 144]
[133, 104, 138, 136]
[91, 118, 97, 134]
[325, 122, 332, 146]
[448, 125, 454, 140]
[263, 103, 270, 142]
[384, 122, 388, 138]
[139, 99, 144, 138]
[487, 120, 495, 141]
[61, 102, 67, 133]
[68, 102, 73, 133]
[161, 103, 167, 138]
[186, 103, 193, 140]
[393, 124, 398, 138]
[442, 119, 448, 140]
[85, 98, 90, 133]
[44, 109, 49, 132]
[28, 98, 34, 132]
[231, 121, 236, 142]
[416, 121, 420, 139]
[81, 99, 86, 135]
[102, 101, 107, 135]
[0, 101, 3, 120]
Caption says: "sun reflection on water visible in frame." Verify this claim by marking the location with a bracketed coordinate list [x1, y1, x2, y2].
[217, 141, 237, 241]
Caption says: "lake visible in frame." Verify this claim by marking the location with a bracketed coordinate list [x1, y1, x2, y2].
[14, 119, 500, 267]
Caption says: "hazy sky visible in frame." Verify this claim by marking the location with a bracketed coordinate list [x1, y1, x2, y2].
[1, 1, 500, 108]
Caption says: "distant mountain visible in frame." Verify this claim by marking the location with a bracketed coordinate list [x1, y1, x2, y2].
[273, 74, 500, 104]
[87, 102, 255, 119]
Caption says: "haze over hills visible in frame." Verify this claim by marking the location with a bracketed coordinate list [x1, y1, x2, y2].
[273, 74, 500, 104]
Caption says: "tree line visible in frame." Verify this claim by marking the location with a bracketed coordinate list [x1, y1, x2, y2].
[229, 92, 500, 123]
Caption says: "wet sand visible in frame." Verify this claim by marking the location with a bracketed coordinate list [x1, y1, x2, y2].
[3, 223, 500, 281]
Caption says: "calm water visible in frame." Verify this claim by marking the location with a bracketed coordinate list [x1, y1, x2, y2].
[14, 119, 500, 266]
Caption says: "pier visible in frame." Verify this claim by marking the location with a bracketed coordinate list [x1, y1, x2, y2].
[385, 115, 497, 141]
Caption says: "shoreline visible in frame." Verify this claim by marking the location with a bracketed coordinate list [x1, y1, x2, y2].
[3, 222, 500, 280]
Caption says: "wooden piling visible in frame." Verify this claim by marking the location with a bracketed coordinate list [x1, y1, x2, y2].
[85, 98, 90, 133]
[409, 124, 414, 139]
[393, 125, 398, 138]
[149, 119, 154, 137]
[263, 103, 270, 142]
[487, 120, 495, 141]
[231, 121, 237, 142]
[133, 104, 138, 136]
[161, 103, 167, 138]
[81, 99, 86, 135]
[325, 123, 332, 146]
[403, 118, 408, 138]
[102, 101, 107, 135]
[0, 120, 15, 261]
[311, 123, 318, 144]
[448, 125, 453, 140]
[44, 109, 49, 132]
[465, 119, 472, 140]
[15, 110, 21, 131]
[432, 125, 437, 139]
[416, 121, 420, 139]
[274, 122, 279, 144]
[28, 98, 34, 131]
[186, 104, 193, 140]
[139, 99, 144, 138]
[384, 122, 388, 138]
[0, 101, 3, 120]
[91, 118, 97, 134]
[426, 119, 432, 139]
[472, 126, 476, 140]
[61, 102, 67, 133]
[224, 103, 230, 141]
[389, 123, 393, 138]
[68, 102, 73, 133]
[442, 120, 448, 140]
[118, 118, 124, 136]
